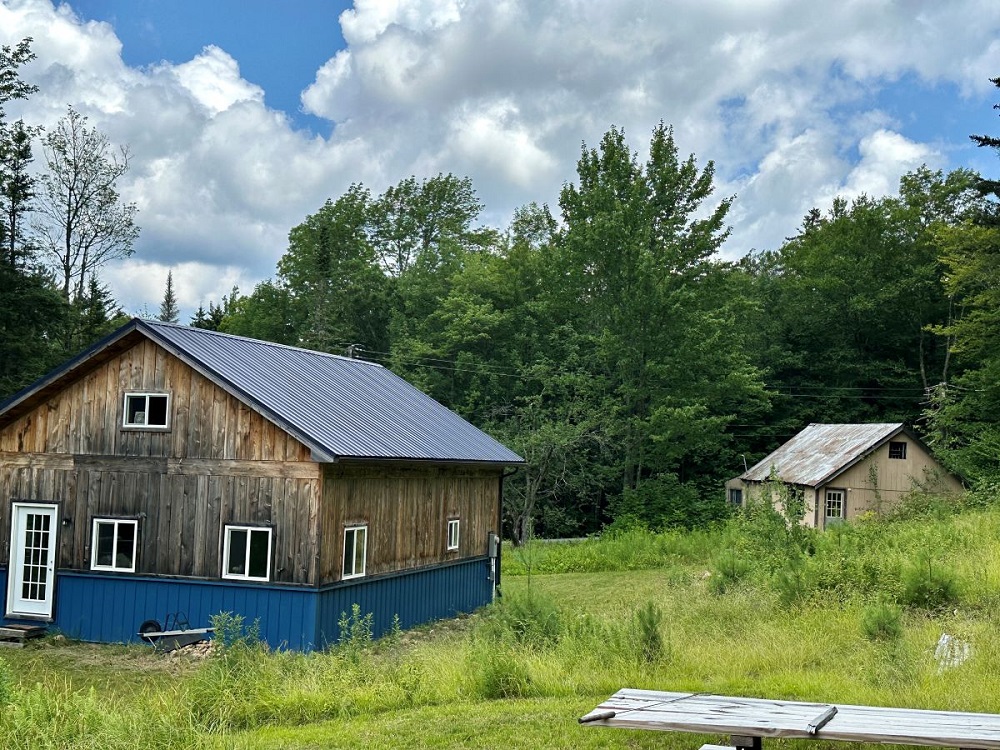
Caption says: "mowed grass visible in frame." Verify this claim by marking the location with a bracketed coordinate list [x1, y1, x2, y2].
[5, 502, 1000, 749]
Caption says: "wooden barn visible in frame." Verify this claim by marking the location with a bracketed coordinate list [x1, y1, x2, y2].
[725, 423, 963, 528]
[0, 318, 522, 649]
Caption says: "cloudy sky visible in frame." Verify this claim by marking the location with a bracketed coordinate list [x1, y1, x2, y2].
[3, 0, 1000, 320]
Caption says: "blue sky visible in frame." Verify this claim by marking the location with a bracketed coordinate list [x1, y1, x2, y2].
[69, 0, 351, 135]
[2, 0, 999, 319]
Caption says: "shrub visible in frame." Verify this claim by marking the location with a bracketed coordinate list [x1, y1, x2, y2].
[708, 550, 751, 594]
[861, 602, 903, 642]
[634, 601, 666, 664]
[772, 560, 813, 607]
[479, 590, 562, 647]
[900, 555, 961, 610]
[470, 644, 533, 700]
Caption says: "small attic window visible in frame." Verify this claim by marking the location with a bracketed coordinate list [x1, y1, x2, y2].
[123, 392, 170, 429]
[888, 441, 907, 460]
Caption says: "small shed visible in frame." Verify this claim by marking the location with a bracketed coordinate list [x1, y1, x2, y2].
[0, 318, 523, 649]
[725, 423, 963, 528]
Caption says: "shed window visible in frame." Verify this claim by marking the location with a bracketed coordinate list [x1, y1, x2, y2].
[447, 519, 460, 551]
[223, 525, 272, 581]
[123, 392, 170, 428]
[728, 488, 743, 507]
[825, 489, 846, 525]
[888, 441, 907, 460]
[343, 525, 367, 579]
[91, 518, 138, 572]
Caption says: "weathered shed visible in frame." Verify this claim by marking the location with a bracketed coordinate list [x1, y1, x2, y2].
[0, 318, 522, 648]
[725, 423, 962, 528]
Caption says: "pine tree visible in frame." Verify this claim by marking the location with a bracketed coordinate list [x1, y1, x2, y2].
[157, 270, 180, 323]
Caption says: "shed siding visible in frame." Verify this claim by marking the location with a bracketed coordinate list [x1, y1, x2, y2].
[0, 339, 320, 584]
[319, 463, 500, 586]
[818, 439, 964, 526]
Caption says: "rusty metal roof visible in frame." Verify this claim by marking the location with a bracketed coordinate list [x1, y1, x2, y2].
[0, 318, 524, 465]
[741, 423, 906, 487]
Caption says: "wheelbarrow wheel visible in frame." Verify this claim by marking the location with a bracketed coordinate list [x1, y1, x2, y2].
[138, 619, 162, 636]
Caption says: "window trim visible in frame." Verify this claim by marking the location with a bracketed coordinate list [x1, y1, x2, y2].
[342, 525, 368, 580]
[90, 517, 139, 573]
[447, 518, 460, 551]
[728, 488, 743, 507]
[122, 391, 171, 430]
[221, 524, 273, 582]
[888, 441, 907, 460]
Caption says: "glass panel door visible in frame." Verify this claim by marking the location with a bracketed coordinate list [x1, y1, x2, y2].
[7, 503, 58, 618]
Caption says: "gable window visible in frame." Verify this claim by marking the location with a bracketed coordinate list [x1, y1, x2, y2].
[447, 518, 460, 551]
[123, 392, 170, 428]
[223, 525, 272, 581]
[91, 518, 138, 572]
[343, 525, 367, 579]
[825, 489, 846, 526]
[728, 488, 743, 507]
[888, 441, 907, 460]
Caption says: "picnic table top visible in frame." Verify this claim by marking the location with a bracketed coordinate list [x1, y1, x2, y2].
[580, 689, 1000, 749]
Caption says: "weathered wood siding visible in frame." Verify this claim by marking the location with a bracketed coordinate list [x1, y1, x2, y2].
[820, 438, 964, 526]
[0, 339, 320, 584]
[319, 463, 500, 586]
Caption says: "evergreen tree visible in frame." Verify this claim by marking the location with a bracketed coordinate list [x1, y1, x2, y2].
[157, 270, 180, 323]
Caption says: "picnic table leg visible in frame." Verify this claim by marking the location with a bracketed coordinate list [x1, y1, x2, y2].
[731, 735, 762, 750]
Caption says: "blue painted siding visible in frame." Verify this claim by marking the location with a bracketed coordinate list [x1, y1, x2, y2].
[316, 556, 494, 648]
[1, 558, 494, 651]
[10, 571, 317, 650]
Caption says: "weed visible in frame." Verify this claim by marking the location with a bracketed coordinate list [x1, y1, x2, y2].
[901, 555, 961, 610]
[709, 550, 751, 594]
[634, 601, 666, 664]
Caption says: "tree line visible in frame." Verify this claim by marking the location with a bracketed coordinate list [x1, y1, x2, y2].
[0, 38, 138, 398]
[4, 35, 1000, 539]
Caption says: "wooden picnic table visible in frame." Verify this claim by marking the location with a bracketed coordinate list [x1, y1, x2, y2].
[580, 690, 1000, 750]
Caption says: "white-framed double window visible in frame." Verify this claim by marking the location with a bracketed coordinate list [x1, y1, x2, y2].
[222, 525, 272, 581]
[447, 518, 460, 551]
[123, 392, 170, 428]
[91, 518, 139, 572]
[343, 525, 367, 579]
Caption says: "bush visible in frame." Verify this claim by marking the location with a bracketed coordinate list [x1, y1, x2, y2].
[861, 602, 903, 642]
[900, 555, 961, 610]
[470, 644, 533, 700]
[708, 550, 751, 594]
[772, 560, 813, 607]
[479, 590, 562, 647]
[634, 601, 666, 664]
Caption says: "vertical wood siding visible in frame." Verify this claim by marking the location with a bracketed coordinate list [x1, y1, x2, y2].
[319, 463, 500, 586]
[0, 339, 320, 584]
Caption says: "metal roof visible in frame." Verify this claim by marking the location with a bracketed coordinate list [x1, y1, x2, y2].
[741, 423, 905, 487]
[0, 318, 523, 465]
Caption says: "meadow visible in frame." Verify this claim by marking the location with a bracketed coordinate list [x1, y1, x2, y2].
[3, 496, 999, 749]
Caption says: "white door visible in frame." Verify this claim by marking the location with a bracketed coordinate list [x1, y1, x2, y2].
[6, 503, 58, 618]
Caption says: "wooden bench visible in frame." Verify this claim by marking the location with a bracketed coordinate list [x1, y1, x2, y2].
[580, 689, 1000, 749]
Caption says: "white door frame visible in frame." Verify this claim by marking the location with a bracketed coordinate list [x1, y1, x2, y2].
[6, 502, 58, 619]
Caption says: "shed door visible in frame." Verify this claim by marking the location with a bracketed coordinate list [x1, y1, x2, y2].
[824, 489, 846, 528]
[6, 503, 58, 619]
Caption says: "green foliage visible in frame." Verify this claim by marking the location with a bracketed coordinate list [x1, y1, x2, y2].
[861, 602, 903, 642]
[900, 554, 961, 610]
[210, 610, 263, 651]
[478, 589, 562, 648]
[337, 603, 374, 660]
[0, 656, 14, 707]
[708, 550, 751, 594]
[634, 601, 666, 664]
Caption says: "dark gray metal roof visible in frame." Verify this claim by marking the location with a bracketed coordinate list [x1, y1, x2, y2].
[139, 320, 523, 464]
[741, 423, 905, 487]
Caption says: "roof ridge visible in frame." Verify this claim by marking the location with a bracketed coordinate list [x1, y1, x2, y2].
[139, 318, 384, 368]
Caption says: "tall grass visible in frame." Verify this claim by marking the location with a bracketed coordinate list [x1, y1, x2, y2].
[5, 500, 1000, 747]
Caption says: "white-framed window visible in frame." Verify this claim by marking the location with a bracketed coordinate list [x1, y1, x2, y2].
[91, 518, 138, 572]
[343, 525, 367, 579]
[888, 441, 907, 460]
[447, 518, 460, 551]
[123, 392, 170, 428]
[825, 489, 846, 525]
[222, 525, 272, 581]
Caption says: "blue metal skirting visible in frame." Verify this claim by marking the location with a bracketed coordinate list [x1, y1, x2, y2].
[0, 557, 494, 651]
